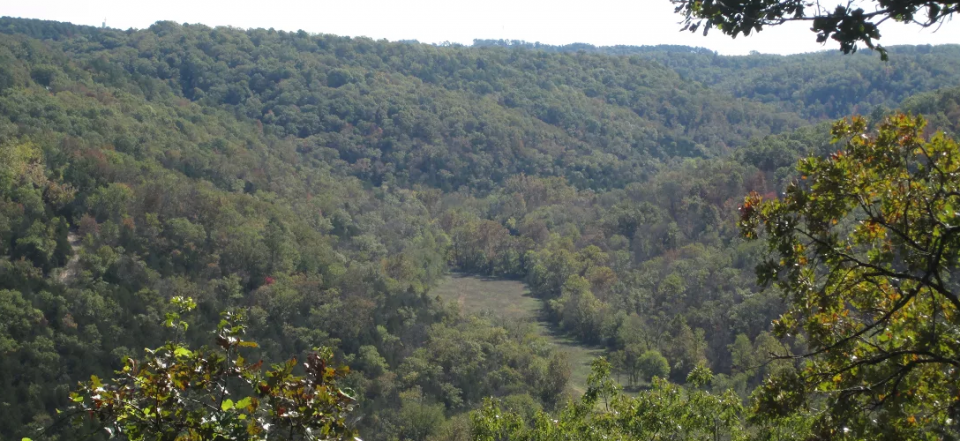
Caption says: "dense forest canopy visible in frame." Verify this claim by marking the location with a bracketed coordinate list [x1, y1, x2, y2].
[474, 39, 960, 120]
[1, 15, 959, 441]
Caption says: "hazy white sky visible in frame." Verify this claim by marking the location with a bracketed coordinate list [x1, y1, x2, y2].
[3, 0, 959, 55]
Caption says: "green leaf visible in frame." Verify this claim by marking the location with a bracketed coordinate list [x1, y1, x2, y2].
[221, 399, 234, 411]
[174, 347, 193, 358]
[236, 397, 252, 409]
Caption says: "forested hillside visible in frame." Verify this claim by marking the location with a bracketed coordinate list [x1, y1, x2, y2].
[476, 39, 960, 120]
[1, 16, 959, 441]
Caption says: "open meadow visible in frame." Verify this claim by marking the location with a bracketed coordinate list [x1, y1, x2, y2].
[432, 274, 606, 394]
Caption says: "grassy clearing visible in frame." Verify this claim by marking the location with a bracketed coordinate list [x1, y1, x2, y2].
[432, 273, 605, 395]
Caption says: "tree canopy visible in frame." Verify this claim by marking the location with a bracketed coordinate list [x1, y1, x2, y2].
[673, 0, 960, 59]
[472, 359, 746, 441]
[65, 298, 358, 441]
[741, 114, 960, 438]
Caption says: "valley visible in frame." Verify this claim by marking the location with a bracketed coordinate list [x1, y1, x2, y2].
[432, 274, 604, 394]
[0, 13, 959, 441]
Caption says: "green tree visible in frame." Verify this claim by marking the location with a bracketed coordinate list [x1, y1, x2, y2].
[637, 350, 671, 382]
[728, 334, 754, 375]
[551, 275, 605, 342]
[14, 219, 62, 271]
[667, 320, 708, 382]
[62, 298, 357, 441]
[540, 351, 572, 406]
[472, 358, 744, 441]
[741, 114, 960, 439]
[673, 0, 959, 59]
[396, 387, 446, 441]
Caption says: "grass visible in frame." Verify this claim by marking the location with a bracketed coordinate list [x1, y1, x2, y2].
[432, 273, 606, 395]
